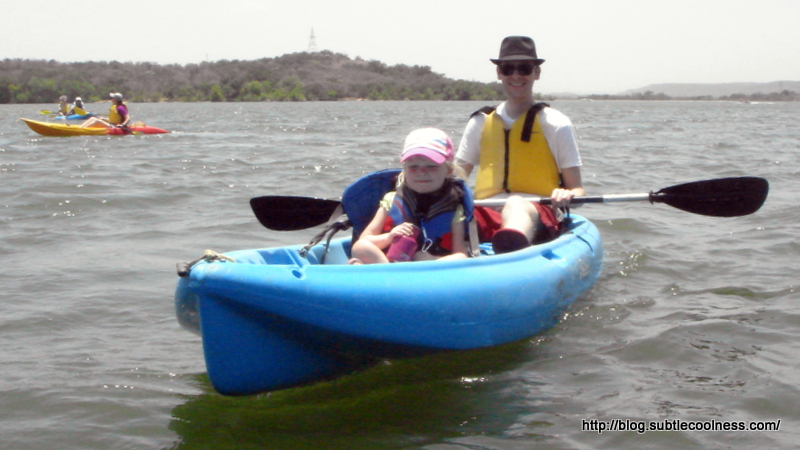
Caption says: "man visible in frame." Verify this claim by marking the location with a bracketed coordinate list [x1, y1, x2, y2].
[456, 35, 585, 253]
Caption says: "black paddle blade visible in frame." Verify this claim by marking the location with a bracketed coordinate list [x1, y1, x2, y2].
[250, 196, 342, 231]
[652, 177, 769, 217]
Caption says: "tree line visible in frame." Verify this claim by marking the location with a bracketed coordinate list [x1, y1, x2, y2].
[582, 90, 800, 102]
[3, 52, 795, 104]
[0, 51, 506, 104]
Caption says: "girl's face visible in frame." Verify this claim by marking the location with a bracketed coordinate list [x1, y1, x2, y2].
[402, 155, 452, 194]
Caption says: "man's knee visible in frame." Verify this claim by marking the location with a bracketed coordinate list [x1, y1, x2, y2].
[504, 195, 539, 219]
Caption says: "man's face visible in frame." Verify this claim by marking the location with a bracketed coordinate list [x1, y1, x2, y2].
[496, 62, 541, 100]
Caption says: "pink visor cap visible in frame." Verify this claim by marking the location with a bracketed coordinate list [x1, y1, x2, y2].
[400, 128, 454, 164]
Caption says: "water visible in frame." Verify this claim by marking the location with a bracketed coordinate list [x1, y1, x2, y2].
[1, 100, 798, 449]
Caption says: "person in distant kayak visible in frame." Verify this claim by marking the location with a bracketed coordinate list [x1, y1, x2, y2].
[349, 128, 470, 265]
[81, 92, 131, 129]
[456, 35, 585, 253]
[68, 97, 85, 115]
[57, 95, 69, 116]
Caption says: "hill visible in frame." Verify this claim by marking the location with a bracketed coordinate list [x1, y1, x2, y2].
[0, 51, 504, 103]
[3, 52, 797, 103]
[619, 81, 800, 97]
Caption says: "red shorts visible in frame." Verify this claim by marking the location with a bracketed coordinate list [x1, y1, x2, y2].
[473, 203, 562, 244]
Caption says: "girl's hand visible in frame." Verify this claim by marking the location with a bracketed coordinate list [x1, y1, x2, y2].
[389, 222, 416, 239]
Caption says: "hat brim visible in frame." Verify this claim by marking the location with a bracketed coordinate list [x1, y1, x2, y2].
[490, 57, 545, 65]
[400, 148, 448, 165]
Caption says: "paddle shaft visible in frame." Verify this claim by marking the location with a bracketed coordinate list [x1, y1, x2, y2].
[250, 176, 768, 230]
[474, 193, 652, 208]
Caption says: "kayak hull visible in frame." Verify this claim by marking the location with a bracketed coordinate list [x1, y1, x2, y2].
[175, 215, 603, 395]
[20, 118, 168, 137]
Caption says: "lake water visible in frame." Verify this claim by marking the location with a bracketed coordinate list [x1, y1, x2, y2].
[1, 100, 797, 449]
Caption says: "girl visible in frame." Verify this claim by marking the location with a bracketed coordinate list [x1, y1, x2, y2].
[57, 95, 69, 116]
[81, 92, 130, 129]
[349, 128, 469, 264]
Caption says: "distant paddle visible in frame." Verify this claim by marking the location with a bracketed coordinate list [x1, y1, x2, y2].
[250, 177, 769, 231]
[117, 125, 142, 136]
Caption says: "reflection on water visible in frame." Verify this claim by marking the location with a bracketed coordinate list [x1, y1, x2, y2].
[170, 340, 536, 449]
[1, 101, 797, 449]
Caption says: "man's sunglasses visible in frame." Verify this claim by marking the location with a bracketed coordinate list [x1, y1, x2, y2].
[499, 62, 536, 76]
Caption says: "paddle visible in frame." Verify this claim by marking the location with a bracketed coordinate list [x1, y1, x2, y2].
[251, 196, 343, 231]
[40, 110, 63, 118]
[41, 108, 97, 118]
[250, 177, 769, 231]
[118, 125, 142, 136]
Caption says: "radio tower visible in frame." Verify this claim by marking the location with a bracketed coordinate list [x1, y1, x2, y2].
[308, 28, 318, 53]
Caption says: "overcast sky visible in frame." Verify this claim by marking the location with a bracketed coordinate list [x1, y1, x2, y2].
[3, 0, 798, 94]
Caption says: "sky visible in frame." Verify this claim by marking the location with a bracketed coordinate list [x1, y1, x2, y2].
[3, 0, 799, 95]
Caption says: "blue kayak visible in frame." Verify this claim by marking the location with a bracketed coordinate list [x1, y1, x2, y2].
[53, 113, 94, 120]
[174, 213, 603, 396]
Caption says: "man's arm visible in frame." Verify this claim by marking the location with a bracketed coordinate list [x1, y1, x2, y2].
[551, 166, 584, 208]
[457, 160, 474, 178]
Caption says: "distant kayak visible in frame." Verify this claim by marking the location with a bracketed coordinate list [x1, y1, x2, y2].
[20, 118, 169, 137]
[52, 113, 94, 120]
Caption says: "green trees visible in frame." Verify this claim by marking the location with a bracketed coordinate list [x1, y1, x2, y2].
[0, 52, 503, 103]
[209, 85, 225, 102]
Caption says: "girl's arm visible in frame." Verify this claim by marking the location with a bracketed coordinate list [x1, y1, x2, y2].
[435, 220, 468, 261]
[350, 208, 411, 265]
[118, 106, 131, 126]
[357, 208, 399, 250]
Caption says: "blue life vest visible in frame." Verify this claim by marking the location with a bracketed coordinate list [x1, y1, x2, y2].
[341, 169, 474, 250]
[383, 191, 459, 255]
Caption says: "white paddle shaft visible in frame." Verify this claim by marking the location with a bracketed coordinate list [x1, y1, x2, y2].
[473, 192, 653, 208]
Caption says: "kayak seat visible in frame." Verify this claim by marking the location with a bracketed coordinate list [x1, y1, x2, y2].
[341, 168, 402, 241]
[303, 239, 351, 265]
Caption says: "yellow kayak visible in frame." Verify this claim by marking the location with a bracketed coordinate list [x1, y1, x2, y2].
[20, 118, 168, 137]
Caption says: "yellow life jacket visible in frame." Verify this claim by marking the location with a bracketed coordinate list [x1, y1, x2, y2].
[108, 104, 124, 124]
[474, 104, 561, 199]
[59, 103, 69, 115]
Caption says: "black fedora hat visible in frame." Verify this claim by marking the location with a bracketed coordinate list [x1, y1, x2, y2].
[490, 36, 545, 65]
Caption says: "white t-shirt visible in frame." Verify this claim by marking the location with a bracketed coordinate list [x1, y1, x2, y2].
[455, 102, 582, 171]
